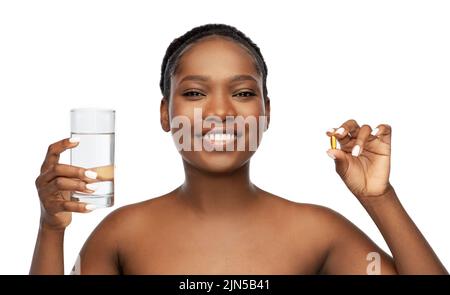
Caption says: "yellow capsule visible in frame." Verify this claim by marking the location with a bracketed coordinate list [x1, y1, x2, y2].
[330, 135, 337, 149]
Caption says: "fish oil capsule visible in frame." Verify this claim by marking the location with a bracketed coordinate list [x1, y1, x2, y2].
[330, 135, 337, 149]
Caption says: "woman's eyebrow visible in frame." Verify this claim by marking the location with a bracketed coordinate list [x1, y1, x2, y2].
[179, 75, 210, 84]
[177, 74, 259, 85]
[230, 74, 258, 83]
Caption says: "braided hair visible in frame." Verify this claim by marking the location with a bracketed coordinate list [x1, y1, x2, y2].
[160, 24, 268, 100]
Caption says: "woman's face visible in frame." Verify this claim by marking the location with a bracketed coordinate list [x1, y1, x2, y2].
[161, 36, 270, 173]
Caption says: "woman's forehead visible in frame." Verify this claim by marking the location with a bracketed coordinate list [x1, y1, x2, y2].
[174, 36, 261, 80]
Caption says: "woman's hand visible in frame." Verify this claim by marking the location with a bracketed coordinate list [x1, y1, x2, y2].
[35, 138, 97, 231]
[326, 119, 392, 200]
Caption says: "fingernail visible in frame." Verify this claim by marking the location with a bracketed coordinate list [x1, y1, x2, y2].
[371, 128, 379, 136]
[85, 204, 97, 211]
[327, 128, 335, 134]
[85, 170, 97, 179]
[352, 145, 361, 157]
[336, 127, 345, 135]
[326, 150, 336, 159]
[86, 183, 98, 191]
[69, 137, 80, 143]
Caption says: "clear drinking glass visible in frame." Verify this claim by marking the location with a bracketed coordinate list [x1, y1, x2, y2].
[70, 108, 115, 208]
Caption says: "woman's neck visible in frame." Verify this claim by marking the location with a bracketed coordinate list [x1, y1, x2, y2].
[178, 160, 259, 215]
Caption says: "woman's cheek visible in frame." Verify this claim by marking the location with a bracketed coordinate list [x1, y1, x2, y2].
[234, 98, 263, 113]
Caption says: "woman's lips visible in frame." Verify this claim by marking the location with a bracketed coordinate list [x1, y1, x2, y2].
[203, 132, 236, 146]
[194, 131, 243, 151]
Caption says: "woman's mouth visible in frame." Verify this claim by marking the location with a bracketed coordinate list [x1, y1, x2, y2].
[203, 132, 236, 146]
[195, 128, 243, 151]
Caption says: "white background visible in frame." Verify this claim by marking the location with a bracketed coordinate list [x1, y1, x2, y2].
[0, 0, 449, 274]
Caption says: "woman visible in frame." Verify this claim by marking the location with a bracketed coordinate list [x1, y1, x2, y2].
[30, 24, 447, 274]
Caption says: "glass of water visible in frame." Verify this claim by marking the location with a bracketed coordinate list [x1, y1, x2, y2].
[70, 108, 115, 209]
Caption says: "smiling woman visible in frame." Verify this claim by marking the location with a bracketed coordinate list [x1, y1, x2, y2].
[30, 24, 448, 275]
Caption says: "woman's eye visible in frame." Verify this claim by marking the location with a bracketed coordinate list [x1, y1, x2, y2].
[183, 91, 205, 97]
[233, 91, 256, 98]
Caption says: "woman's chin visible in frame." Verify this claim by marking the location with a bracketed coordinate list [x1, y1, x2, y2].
[183, 150, 253, 174]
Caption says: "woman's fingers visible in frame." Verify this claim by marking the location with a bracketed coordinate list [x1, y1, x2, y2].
[327, 121, 392, 157]
[352, 124, 373, 157]
[42, 177, 95, 195]
[326, 148, 349, 177]
[373, 124, 392, 145]
[40, 137, 80, 173]
[37, 138, 95, 230]
[37, 163, 98, 186]
[45, 200, 92, 215]
[59, 201, 92, 213]
[340, 119, 360, 138]
[327, 119, 360, 148]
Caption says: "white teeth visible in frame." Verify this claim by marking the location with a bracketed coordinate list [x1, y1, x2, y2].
[203, 133, 235, 142]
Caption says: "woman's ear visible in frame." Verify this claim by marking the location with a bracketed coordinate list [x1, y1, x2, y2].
[264, 97, 271, 131]
[160, 98, 171, 132]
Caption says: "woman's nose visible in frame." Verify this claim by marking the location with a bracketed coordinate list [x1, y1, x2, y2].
[203, 90, 237, 120]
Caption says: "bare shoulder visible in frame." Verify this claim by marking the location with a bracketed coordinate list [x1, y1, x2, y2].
[257, 189, 359, 239]
[82, 193, 177, 248]
[259, 192, 397, 274]
[98, 193, 176, 231]
[76, 194, 179, 274]
[254, 189, 377, 272]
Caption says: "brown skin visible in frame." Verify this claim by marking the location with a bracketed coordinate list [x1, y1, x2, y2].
[30, 37, 448, 275]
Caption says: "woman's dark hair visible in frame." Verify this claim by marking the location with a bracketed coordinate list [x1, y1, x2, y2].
[160, 24, 268, 100]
